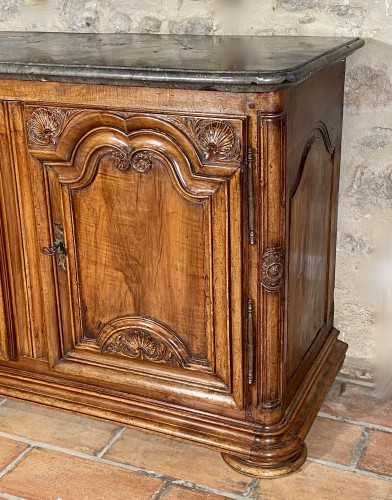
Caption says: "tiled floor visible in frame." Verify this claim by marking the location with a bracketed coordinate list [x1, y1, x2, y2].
[0, 379, 391, 500]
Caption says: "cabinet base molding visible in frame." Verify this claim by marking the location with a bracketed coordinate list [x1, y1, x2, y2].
[0, 331, 346, 477]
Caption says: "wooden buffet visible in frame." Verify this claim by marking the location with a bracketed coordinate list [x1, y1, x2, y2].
[0, 32, 363, 477]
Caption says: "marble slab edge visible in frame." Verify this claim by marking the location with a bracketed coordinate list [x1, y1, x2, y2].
[0, 37, 364, 92]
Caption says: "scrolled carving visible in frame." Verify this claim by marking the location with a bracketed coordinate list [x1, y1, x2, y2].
[175, 117, 241, 162]
[110, 147, 153, 173]
[102, 329, 180, 365]
[261, 248, 285, 292]
[111, 146, 132, 171]
[27, 107, 73, 147]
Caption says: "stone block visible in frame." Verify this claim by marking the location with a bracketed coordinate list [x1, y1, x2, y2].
[277, 0, 319, 12]
[110, 12, 131, 33]
[327, 5, 364, 19]
[361, 127, 392, 150]
[140, 16, 162, 33]
[348, 164, 392, 208]
[345, 65, 392, 108]
[0, 0, 22, 22]
[169, 17, 213, 35]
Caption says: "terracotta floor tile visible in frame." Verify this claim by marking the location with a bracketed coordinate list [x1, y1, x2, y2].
[254, 462, 392, 500]
[0, 399, 119, 455]
[162, 486, 227, 499]
[358, 430, 392, 477]
[0, 448, 162, 500]
[306, 416, 363, 465]
[0, 437, 29, 471]
[321, 381, 392, 428]
[103, 428, 252, 493]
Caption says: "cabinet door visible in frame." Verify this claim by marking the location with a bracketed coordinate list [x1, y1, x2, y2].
[26, 106, 246, 410]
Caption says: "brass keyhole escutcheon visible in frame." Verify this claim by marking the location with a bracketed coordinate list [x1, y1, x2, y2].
[43, 221, 67, 271]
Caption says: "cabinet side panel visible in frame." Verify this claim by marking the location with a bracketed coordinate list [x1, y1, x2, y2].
[285, 63, 345, 385]
[287, 131, 334, 378]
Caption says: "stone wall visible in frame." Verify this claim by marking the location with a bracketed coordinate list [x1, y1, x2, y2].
[1, 0, 391, 368]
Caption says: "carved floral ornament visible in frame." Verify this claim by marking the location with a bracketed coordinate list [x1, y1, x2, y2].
[261, 248, 285, 292]
[111, 147, 153, 173]
[27, 107, 73, 147]
[26, 108, 242, 165]
[101, 328, 182, 366]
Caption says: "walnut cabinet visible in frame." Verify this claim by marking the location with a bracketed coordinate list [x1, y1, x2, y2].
[0, 33, 363, 477]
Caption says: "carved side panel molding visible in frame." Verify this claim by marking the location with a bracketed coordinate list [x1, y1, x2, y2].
[97, 317, 191, 368]
[260, 248, 285, 292]
[290, 123, 335, 198]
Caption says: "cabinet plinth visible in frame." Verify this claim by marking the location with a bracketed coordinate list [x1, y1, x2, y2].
[0, 32, 363, 477]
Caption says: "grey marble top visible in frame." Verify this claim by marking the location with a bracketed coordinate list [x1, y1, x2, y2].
[0, 32, 364, 90]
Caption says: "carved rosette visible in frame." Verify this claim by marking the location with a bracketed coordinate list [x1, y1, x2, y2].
[102, 329, 181, 366]
[174, 117, 241, 163]
[261, 248, 285, 292]
[27, 107, 73, 148]
[110, 147, 153, 173]
[131, 151, 153, 172]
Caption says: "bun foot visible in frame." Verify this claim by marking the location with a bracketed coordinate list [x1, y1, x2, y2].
[221, 443, 307, 478]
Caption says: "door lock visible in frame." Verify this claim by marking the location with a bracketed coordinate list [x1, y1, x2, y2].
[43, 221, 67, 271]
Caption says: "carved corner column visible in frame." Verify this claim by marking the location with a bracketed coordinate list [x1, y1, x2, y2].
[256, 111, 286, 425]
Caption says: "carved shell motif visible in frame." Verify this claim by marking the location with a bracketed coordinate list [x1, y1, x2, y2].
[179, 118, 241, 162]
[111, 147, 153, 173]
[102, 329, 181, 366]
[27, 107, 72, 147]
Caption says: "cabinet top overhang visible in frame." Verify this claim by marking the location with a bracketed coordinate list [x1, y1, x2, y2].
[0, 32, 364, 91]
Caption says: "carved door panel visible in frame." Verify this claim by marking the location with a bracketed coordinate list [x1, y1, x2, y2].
[26, 106, 246, 410]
